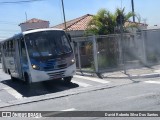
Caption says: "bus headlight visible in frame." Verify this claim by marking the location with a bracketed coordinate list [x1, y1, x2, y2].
[71, 59, 75, 63]
[32, 64, 40, 70]
[69, 59, 75, 66]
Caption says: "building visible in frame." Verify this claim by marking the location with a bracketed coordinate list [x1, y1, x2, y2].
[52, 14, 93, 38]
[53, 14, 148, 37]
[19, 18, 49, 32]
[124, 21, 148, 33]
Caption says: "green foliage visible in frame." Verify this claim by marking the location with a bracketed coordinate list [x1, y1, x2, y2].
[86, 8, 137, 35]
[98, 55, 109, 68]
[147, 54, 158, 63]
[98, 55, 118, 69]
[86, 9, 116, 35]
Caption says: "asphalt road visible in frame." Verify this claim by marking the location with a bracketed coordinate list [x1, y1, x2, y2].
[1, 67, 160, 119]
[1, 77, 160, 111]
[0, 68, 132, 105]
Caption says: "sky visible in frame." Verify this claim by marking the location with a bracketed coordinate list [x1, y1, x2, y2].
[0, 0, 160, 39]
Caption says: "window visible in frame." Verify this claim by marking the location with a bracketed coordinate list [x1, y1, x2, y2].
[21, 39, 28, 65]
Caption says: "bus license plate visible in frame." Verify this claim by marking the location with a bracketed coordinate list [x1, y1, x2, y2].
[54, 75, 61, 79]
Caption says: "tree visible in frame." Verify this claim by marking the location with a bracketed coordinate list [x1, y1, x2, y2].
[115, 8, 135, 26]
[86, 9, 116, 35]
[86, 8, 137, 35]
[115, 8, 139, 32]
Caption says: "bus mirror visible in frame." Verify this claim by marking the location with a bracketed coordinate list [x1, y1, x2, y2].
[67, 33, 71, 42]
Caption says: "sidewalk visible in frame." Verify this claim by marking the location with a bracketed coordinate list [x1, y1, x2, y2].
[0, 62, 159, 79]
[76, 64, 160, 79]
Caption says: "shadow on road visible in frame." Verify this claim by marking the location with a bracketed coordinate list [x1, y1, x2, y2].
[1, 79, 79, 97]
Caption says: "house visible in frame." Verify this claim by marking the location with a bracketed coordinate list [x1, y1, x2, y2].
[19, 18, 50, 32]
[53, 14, 148, 68]
[124, 21, 148, 33]
[52, 14, 93, 38]
[53, 14, 148, 37]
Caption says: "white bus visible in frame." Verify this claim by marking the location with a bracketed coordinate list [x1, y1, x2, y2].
[0, 28, 76, 84]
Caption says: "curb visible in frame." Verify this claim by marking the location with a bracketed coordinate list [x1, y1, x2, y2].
[103, 73, 160, 79]
[76, 72, 160, 79]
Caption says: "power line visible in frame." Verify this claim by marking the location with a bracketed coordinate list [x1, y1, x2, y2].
[0, 23, 18, 25]
[0, 0, 45, 4]
[0, 21, 18, 24]
[0, 29, 19, 32]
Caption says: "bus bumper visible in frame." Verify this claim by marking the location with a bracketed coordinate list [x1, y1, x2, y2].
[30, 64, 76, 83]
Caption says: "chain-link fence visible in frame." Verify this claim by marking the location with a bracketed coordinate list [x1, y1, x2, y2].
[72, 29, 160, 75]
[96, 35, 119, 72]
[73, 36, 95, 73]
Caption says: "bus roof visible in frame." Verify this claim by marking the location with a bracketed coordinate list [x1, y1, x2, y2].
[22, 28, 63, 35]
[1, 28, 64, 43]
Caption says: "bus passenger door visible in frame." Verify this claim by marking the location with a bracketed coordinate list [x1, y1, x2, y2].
[14, 38, 23, 79]
[19, 38, 29, 79]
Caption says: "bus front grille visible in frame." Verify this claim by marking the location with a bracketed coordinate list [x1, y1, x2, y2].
[44, 59, 67, 71]
[47, 71, 65, 79]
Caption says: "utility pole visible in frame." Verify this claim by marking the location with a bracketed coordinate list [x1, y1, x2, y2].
[131, 0, 135, 22]
[116, 14, 126, 74]
[25, 12, 28, 21]
[61, 0, 67, 31]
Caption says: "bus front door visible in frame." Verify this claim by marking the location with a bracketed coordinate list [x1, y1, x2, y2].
[14, 38, 23, 79]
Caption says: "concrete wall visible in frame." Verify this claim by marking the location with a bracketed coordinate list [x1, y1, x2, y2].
[20, 21, 49, 32]
[142, 29, 160, 63]
[67, 30, 85, 38]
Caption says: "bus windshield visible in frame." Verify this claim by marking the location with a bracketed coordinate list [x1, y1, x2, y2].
[24, 30, 72, 60]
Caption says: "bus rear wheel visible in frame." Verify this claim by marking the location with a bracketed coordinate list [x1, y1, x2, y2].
[64, 76, 72, 83]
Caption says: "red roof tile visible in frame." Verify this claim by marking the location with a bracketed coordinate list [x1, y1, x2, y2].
[52, 14, 93, 31]
[52, 14, 148, 31]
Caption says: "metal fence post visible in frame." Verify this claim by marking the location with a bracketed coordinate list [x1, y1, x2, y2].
[93, 35, 98, 73]
[77, 42, 82, 71]
[118, 34, 123, 66]
[141, 32, 147, 65]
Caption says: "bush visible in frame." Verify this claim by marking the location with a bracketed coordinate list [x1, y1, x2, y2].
[147, 54, 158, 63]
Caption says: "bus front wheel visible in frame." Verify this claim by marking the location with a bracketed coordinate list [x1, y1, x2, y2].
[64, 76, 72, 83]
[11, 75, 16, 82]
[24, 73, 30, 84]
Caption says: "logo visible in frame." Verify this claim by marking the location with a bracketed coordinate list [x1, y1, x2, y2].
[2, 112, 11, 117]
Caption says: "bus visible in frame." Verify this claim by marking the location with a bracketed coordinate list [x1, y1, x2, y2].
[0, 28, 76, 84]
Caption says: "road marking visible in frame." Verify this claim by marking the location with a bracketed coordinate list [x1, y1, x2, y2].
[61, 108, 76, 111]
[126, 93, 155, 100]
[43, 108, 76, 117]
[144, 81, 160, 84]
[154, 70, 160, 73]
[74, 75, 109, 84]
[3, 87, 23, 99]
[72, 80, 92, 87]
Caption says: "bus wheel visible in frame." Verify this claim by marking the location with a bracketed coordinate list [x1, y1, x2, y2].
[64, 76, 72, 83]
[24, 73, 30, 85]
[11, 76, 16, 82]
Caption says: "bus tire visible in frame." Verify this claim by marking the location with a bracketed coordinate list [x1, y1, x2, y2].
[8, 69, 11, 75]
[24, 73, 30, 85]
[11, 75, 16, 82]
[64, 76, 72, 83]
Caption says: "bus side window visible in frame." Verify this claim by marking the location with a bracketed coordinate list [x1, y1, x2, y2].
[4, 42, 8, 57]
[9, 41, 11, 57]
[11, 40, 15, 57]
[21, 39, 28, 65]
